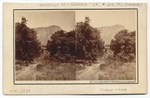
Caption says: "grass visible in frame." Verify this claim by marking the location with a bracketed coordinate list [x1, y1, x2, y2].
[98, 60, 136, 80]
[16, 60, 136, 80]
[16, 49, 136, 81]
[15, 61, 76, 80]
[35, 62, 76, 80]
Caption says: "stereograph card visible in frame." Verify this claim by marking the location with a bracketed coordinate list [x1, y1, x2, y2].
[3, 3, 147, 94]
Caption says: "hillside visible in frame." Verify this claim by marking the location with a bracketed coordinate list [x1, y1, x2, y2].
[34, 24, 125, 45]
[97, 25, 125, 45]
[34, 25, 62, 45]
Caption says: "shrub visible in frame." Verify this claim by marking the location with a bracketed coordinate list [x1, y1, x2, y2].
[110, 30, 136, 62]
[46, 30, 75, 62]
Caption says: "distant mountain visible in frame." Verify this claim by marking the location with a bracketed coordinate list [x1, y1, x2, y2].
[34, 24, 125, 45]
[97, 25, 126, 45]
[34, 25, 62, 45]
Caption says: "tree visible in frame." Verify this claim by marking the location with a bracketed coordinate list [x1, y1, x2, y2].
[46, 17, 105, 63]
[46, 30, 75, 62]
[110, 30, 136, 62]
[15, 17, 41, 62]
[75, 17, 104, 61]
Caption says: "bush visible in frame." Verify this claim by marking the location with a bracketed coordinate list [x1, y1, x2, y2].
[46, 30, 75, 62]
[110, 30, 136, 62]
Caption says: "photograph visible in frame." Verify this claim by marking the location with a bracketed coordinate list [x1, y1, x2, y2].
[3, 2, 147, 95]
[14, 10, 137, 81]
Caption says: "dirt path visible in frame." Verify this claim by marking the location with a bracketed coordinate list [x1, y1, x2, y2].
[16, 63, 38, 80]
[76, 62, 103, 80]
[16, 60, 105, 80]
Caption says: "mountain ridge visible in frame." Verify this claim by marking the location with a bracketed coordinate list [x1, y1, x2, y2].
[34, 24, 126, 45]
[97, 24, 126, 45]
[34, 25, 62, 45]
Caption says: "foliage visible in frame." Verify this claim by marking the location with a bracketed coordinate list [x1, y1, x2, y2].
[47, 17, 105, 62]
[110, 30, 136, 62]
[15, 17, 41, 62]
[47, 30, 75, 62]
[75, 17, 105, 61]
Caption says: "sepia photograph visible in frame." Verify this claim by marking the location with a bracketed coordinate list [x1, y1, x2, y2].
[14, 10, 137, 81]
[3, 2, 147, 95]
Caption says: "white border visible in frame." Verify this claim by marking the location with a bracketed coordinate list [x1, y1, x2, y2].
[1, 0, 149, 97]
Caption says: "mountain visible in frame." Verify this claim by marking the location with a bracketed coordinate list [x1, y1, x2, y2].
[34, 24, 125, 45]
[97, 25, 126, 45]
[34, 25, 62, 45]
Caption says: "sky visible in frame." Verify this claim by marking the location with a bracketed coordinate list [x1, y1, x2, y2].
[14, 10, 75, 31]
[14, 10, 137, 31]
[76, 10, 137, 31]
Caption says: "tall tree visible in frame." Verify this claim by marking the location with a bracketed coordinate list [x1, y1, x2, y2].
[46, 17, 105, 63]
[15, 17, 41, 62]
[75, 17, 104, 61]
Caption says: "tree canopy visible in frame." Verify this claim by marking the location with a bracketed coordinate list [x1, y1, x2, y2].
[15, 17, 41, 62]
[47, 30, 75, 62]
[75, 17, 104, 61]
[110, 30, 136, 62]
[46, 17, 105, 62]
